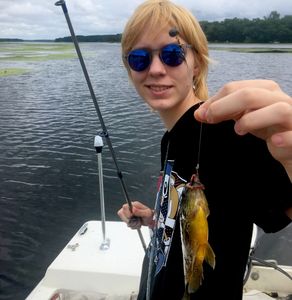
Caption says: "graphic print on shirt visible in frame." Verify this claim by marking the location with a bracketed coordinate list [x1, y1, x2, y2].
[154, 160, 186, 276]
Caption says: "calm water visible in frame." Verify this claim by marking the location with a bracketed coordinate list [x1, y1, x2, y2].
[0, 43, 292, 299]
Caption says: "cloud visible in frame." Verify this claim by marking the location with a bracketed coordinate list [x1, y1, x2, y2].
[0, 1, 62, 39]
[0, 0, 291, 40]
[181, 0, 292, 21]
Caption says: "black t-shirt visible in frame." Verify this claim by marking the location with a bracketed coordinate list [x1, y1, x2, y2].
[138, 104, 292, 300]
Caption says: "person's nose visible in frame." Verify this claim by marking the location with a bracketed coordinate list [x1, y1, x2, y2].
[148, 52, 167, 75]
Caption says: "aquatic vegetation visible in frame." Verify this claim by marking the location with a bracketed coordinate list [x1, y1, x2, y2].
[0, 42, 76, 62]
[209, 46, 292, 53]
[0, 53, 76, 61]
[0, 68, 30, 77]
[0, 43, 73, 52]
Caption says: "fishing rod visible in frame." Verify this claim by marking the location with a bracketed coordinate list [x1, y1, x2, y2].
[55, 0, 146, 252]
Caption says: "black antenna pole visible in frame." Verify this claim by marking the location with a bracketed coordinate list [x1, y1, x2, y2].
[55, 0, 146, 252]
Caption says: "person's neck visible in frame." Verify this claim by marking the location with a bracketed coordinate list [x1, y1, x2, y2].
[160, 98, 200, 131]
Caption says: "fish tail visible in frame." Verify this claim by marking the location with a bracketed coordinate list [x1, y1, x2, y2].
[188, 259, 203, 293]
[182, 291, 191, 300]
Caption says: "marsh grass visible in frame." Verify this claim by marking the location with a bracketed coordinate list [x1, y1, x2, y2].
[209, 46, 292, 53]
[0, 42, 76, 62]
[0, 53, 77, 61]
[0, 42, 77, 76]
[0, 68, 30, 77]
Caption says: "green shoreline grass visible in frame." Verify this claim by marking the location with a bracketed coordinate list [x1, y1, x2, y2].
[0, 53, 77, 62]
[0, 43, 76, 62]
[0, 43, 79, 77]
[0, 68, 30, 77]
[209, 46, 292, 53]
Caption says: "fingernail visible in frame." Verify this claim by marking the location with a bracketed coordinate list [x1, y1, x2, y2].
[197, 107, 207, 120]
[206, 111, 213, 123]
[234, 123, 246, 135]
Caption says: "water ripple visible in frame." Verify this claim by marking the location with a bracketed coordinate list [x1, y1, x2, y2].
[1, 42, 292, 299]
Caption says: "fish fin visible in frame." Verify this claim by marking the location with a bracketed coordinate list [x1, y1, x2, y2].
[205, 243, 216, 269]
[188, 261, 203, 293]
[182, 290, 191, 300]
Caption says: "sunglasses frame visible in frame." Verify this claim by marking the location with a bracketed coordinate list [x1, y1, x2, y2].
[125, 43, 193, 72]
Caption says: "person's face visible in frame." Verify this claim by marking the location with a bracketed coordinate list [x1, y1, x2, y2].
[128, 25, 199, 127]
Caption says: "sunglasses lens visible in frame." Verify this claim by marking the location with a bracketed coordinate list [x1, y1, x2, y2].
[161, 44, 185, 67]
[127, 44, 186, 72]
[127, 49, 150, 72]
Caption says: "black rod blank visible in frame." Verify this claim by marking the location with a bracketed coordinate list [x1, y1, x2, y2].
[55, 0, 146, 252]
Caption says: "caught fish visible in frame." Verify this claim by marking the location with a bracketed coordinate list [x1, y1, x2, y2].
[180, 174, 215, 298]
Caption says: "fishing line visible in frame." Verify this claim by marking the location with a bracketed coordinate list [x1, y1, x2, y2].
[196, 102, 204, 177]
[55, 0, 146, 252]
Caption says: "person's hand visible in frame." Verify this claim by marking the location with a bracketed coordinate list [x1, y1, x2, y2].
[117, 201, 154, 229]
[194, 80, 292, 181]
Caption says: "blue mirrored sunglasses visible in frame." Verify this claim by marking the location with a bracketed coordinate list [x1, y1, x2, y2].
[125, 43, 192, 72]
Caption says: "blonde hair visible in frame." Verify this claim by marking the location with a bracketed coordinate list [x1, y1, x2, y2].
[121, 0, 210, 100]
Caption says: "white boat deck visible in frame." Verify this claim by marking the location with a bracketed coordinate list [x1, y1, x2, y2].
[26, 221, 292, 300]
[26, 221, 150, 299]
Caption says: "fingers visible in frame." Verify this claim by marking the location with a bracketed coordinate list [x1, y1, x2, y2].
[211, 80, 282, 102]
[117, 201, 154, 229]
[271, 131, 292, 148]
[128, 216, 143, 230]
[199, 88, 273, 123]
[117, 202, 134, 223]
[194, 79, 292, 181]
[206, 79, 282, 107]
[195, 81, 291, 124]
[269, 130, 292, 182]
[234, 101, 292, 136]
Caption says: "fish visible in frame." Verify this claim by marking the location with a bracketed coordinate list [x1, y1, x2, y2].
[180, 174, 216, 298]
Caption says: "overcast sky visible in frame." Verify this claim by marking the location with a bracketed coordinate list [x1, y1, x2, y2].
[0, 0, 291, 40]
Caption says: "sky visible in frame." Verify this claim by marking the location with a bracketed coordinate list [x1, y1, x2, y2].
[0, 0, 291, 40]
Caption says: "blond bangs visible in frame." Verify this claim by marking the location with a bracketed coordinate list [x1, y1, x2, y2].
[121, 0, 210, 100]
[122, 1, 175, 55]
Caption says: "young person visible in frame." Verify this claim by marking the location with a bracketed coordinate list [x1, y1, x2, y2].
[117, 1, 292, 299]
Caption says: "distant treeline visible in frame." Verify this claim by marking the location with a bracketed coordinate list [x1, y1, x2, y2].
[54, 12, 292, 44]
[55, 34, 122, 43]
[201, 11, 292, 43]
[0, 38, 53, 43]
[0, 38, 24, 42]
[1, 11, 291, 44]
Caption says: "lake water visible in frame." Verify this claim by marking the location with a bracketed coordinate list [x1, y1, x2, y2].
[0, 42, 292, 299]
